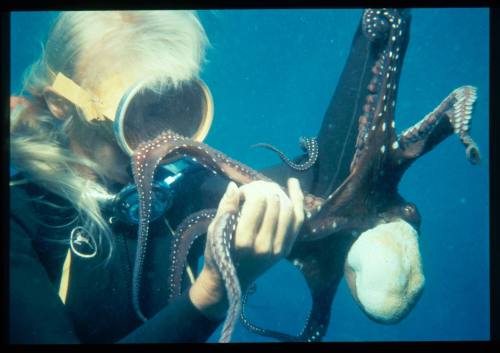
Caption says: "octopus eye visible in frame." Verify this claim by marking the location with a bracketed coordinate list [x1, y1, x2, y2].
[402, 203, 421, 229]
[403, 204, 414, 214]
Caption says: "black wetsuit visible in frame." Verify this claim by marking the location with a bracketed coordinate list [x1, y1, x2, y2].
[9, 168, 227, 343]
[9, 154, 322, 343]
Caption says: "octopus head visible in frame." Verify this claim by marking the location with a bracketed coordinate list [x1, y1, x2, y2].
[344, 219, 425, 324]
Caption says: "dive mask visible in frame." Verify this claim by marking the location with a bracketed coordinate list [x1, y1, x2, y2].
[45, 72, 214, 225]
[45, 72, 214, 156]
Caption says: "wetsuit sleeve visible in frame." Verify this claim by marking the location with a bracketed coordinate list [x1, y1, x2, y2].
[9, 216, 80, 343]
[118, 290, 222, 343]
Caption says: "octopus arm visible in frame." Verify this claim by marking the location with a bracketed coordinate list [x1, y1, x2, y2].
[238, 236, 349, 342]
[240, 288, 304, 342]
[208, 212, 242, 343]
[167, 209, 216, 301]
[394, 86, 480, 166]
[251, 137, 319, 172]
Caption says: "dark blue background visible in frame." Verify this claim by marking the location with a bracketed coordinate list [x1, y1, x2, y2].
[11, 9, 489, 341]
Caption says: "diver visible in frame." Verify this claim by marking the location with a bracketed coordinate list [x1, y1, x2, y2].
[9, 11, 306, 343]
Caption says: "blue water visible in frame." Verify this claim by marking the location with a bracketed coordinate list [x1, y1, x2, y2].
[11, 9, 489, 342]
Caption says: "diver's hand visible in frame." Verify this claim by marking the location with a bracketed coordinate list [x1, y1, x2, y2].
[189, 179, 304, 321]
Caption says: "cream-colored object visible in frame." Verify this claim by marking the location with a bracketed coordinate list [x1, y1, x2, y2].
[345, 219, 425, 324]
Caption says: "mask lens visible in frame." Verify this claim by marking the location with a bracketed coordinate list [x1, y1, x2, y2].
[114, 80, 213, 156]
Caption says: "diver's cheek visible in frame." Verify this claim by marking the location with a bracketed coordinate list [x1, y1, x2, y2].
[344, 219, 425, 324]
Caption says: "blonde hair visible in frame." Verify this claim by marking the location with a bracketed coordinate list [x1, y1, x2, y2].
[11, 11, 209, 258]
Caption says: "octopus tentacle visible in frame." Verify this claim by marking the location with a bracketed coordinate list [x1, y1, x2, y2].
[168, 209, 216, 301]
[395, 86, 480, 165]
[157, 132, 271, 184]
[131, 140, 171, 322]
[132, 129, 248, 342]
[142, 131, 326, 235]
[297, 280, 336, 342]
[351, 9, 409, 174]
[240, 287, 303, 342]
[239, 235, 346, 342]
[240, 279, 337, 343]
[289, 235, 351, 342]
[362, 8, 392, 42]
[252, 137, 319, 171]
[208, 211, 241, 343]
[308, 8, 411, 240]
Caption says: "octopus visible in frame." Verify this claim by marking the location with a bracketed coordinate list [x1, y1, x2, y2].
[128, 8, 480, 342]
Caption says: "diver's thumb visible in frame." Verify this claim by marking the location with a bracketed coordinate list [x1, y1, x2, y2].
[215, 181, 240, 217]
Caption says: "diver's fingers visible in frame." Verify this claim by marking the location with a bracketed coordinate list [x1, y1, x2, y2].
[280, 178, 304, 256]
[214, 181, 240, 219]
[270, 182, 295, 257]
[253, 192, 281, 256]
[209, 181, 239, 237]
[287, 177, 305, 235]
[234, 184, 267, 251]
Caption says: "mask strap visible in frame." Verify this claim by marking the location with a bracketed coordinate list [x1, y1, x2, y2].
[47, 72, 107, 122]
